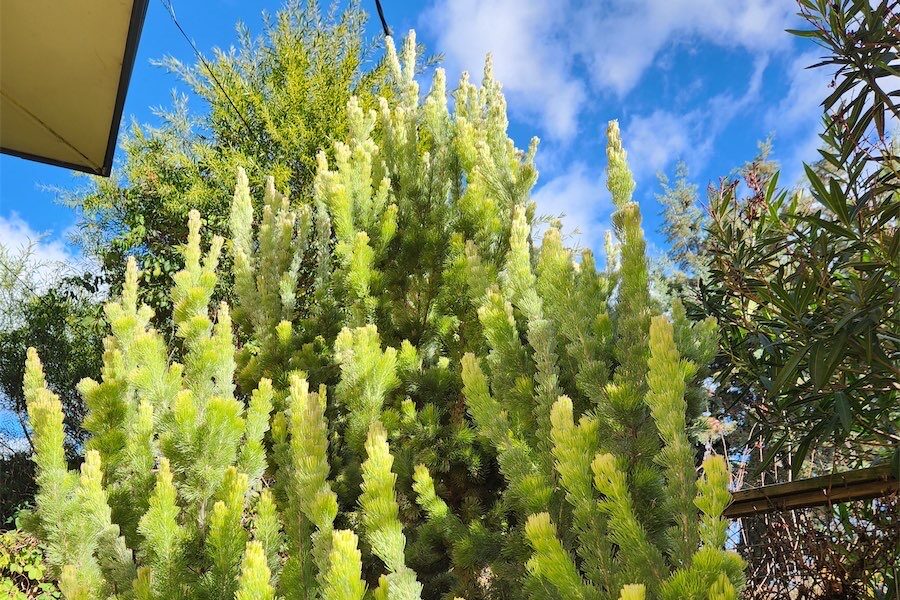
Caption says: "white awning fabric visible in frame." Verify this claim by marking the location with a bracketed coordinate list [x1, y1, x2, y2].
[1, 0, 148, 175]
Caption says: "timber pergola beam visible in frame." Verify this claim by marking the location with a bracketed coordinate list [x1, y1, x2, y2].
[723, 464, 898, 519]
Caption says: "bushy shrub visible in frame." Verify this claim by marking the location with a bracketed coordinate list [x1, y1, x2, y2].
[22, 33, 742, 600]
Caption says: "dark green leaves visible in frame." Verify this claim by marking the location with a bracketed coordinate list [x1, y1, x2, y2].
[701, 0, 900, 470]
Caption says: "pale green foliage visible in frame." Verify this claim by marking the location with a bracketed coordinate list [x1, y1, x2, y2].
[705, 575, 736, 600]
[618, 585, 645, 600]
[427, 119, 740, 600]
[278, 373, 336, 594]
[25, 350, 133, 598]
[24, 210, 419, 600]
[322, 531, 366, 600]
[251, 489, 282, 577]
[360, 423, 423, 600]
[524, 513, 593, 600]
[137, 459, 183, 597]
[235, 541, 275, 600]
[23, 28, 740, 600]
[607, 121, 650, 386]
[335, 326, 399, 452]
[315, 98, 395, 326]
[645, 317, 698, 566]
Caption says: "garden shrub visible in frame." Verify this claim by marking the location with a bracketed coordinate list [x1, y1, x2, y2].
[22, 33, 742, 600]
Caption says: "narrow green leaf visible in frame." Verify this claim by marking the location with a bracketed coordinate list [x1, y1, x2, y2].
[771, 345, 808, 396]
[834, 392, 852, 432]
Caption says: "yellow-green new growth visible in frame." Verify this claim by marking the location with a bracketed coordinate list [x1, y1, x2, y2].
[322, 530, 367, 600]
[360, 422, 423, 600]
[695, 455, 734, 549]
[619, 584, 646, 600]
[646, 316, 699, 566]
[315, 93, 396, 326]
[592, 453, 667, 592]
[606, 121, 650, 387]
[524, 512, 593, 600]
[251, 489, 282, 578]
[285, 373, 338, 590]
[460, 352, 552, 516]
[25, 349, 133, 597]
[24, 348, 68, 492]
[236, 541, 276, 600]
[206, 467, 250, 598]
[707, 574, 737, 600]
[606, 120, 636, 208]
[335, 325, 399, 451]
[138, 458, 184, 598]
[549, 396, 613, 588]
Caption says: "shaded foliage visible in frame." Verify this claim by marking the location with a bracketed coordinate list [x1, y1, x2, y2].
[701, 0, 900, 472]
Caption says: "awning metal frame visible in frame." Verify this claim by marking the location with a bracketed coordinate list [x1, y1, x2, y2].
[0, 0, 150, 176]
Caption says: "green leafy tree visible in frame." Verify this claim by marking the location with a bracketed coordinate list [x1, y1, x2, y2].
[68, 0, 392, 324]
[702, 0, 899, 473]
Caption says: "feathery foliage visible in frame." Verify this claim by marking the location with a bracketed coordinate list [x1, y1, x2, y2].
[23, 31, 741, 600]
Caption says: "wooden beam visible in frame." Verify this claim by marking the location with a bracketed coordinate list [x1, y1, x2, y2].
[723, 464, 898, 518]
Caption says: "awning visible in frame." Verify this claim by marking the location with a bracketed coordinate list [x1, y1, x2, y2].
[1, 0, 149, 176]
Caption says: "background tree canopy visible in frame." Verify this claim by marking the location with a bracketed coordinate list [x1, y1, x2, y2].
[66, 0, 394, 325]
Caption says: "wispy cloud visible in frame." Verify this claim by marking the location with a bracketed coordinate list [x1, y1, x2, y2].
[574, 0, 793, 96]
[0, 213, 86, 290]
[424, 0, 795, 139]
[423, 0, 586, 140]
[531, 162, 612, 252]
[763, 50, 834, 182]
[624, 56, 768, 181]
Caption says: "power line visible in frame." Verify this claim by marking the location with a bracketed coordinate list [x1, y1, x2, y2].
[159, 0, 257, 142]
[374, 0, 391, 38]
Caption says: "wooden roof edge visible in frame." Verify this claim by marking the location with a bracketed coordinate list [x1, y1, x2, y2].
[723, 463, 898, 519]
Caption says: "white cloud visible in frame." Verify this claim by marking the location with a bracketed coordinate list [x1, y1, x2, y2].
[766, 49, 899, 185]
[424, 0, 794, 139]
[423, 0, 586, 140]
[765, 51, 831, 135]
[764, 50, 835, 182]
[624, 56, 768, 180]
[624, 111, 700, 181]
[532, 162, 612, 252]
[0, 213, 84, 290]
[575, 0, 793, 96]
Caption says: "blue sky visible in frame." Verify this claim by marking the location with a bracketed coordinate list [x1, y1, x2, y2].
[0, 0, 830, 266]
